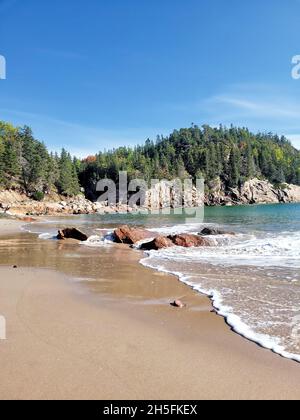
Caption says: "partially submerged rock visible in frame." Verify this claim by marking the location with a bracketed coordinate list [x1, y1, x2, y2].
[140, 236, 174, 251]
[139, 233, 211, 250]
[200, 227, 235, 236]
[113, 225, 154, 245]
[57, 228, 88, 242]
[167, 234, 210, 248]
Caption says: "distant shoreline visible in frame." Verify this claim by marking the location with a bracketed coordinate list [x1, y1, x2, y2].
[1, 177, 300, 218]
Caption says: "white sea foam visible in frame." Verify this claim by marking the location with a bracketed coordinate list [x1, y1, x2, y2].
[39, 232, 56, 240]
[146, 230, 300, 269]
[140, 224, 300, 363]
[19, 216, 300, 362]
[140, 255, 300, 363]
[148, 222, 211, 236]
[80, 233, 114, 247]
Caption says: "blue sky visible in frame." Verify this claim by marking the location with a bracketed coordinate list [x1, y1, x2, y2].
[1, 0, 300, 156]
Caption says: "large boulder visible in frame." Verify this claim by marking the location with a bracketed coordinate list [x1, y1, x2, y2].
[57, 228, 88, 242]
[168, 234, 210, 248]
[200, 227, 235, 236]
[140, 236, 174, 251]
[113, 225, 154, 245]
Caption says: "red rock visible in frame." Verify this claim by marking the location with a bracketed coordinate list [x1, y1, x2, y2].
[57, 228, 88, 242]
[168, 234, 210, 248]
[140, 236, 174, 251]
[113, 225, 154, 245]
[171, 300, 186, 308]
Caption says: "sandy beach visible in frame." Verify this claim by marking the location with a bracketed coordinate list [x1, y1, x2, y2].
[0, 218, 300, 400]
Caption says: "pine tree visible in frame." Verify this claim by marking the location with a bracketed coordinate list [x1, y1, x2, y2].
[228, 148, 240, 187]
[245, 142, 255, 179]
[58, 149, 79, 196]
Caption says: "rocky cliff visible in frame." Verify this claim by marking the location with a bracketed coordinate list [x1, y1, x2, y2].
[208, 178, 300, 206]
[145, 178, 300, 208]
[1, 178, 300, 217]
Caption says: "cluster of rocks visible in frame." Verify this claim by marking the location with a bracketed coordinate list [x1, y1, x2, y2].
[1, 178, 300, 218]
[0, 190, 137, 217]
[56, 224, 233, 249]
[112, 225, 222, 250]
[56, 224, 234, 310]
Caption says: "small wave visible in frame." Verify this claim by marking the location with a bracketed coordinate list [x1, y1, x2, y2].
[146, 231, 300, 269]
[80, 233, 114, 247]
[148, 222, 212, 236]
[39, 232, 56, 240]
[140, 255, 300, 363]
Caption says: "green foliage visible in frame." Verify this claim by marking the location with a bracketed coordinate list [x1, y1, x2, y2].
[32, 191, 45, 201]
[79, 125, 300, 199]
[1, 121, 300, 201]
[0, 122, 80, 197]
[57, 149, 80, 196]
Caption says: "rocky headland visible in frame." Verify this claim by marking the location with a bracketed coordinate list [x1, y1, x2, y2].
[0, 178, 300, 218]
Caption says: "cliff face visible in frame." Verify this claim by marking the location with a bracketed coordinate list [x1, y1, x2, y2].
[144, 180, 204, 210]
[146, 178, 300, 208]
[1, 179, 300, 217]
[214, 179, 300, 206]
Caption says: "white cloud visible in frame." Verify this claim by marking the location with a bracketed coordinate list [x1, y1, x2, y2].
[210, 95, 300, 119]
[198, 84, 300, 149]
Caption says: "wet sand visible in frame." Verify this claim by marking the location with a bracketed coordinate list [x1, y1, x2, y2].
[0, 218, 24, 236]
[0, 220, 300, 400]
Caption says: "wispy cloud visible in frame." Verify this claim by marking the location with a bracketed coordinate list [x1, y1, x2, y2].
[194, 83, 300, 147]
[209, 94, 300, 120]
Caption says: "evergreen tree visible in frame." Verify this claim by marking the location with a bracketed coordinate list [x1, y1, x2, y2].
[1, 120, 300, 200]
[228, 148, 240, 187]
[57, 149, 80, 196]
[245, 142, 256, 179]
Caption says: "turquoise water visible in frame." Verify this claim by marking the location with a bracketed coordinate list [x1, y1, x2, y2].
[65, 202, 300, 232]
[28, 203, 300, 362]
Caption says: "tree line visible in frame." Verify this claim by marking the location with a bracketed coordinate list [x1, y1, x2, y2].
[80, 125, 300, 199]
[0, 122, 80, 198]
[1, 121, 300, 200]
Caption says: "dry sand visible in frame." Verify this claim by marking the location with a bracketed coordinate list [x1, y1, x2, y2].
[0, 220, 300, 400]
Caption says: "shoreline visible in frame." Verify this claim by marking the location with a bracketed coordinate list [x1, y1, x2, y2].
[0, 220, 300, 399]
[1, 178, 300, 218]
[141, 257, 300, 365]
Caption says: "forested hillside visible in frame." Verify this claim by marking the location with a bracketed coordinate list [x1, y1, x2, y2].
[1, 121, 300, 200]
[0, 122, 81, 199]
[80, 125, 300, 199]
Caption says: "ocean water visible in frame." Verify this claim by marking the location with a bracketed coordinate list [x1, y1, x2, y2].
[25, 203, 300, 362]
